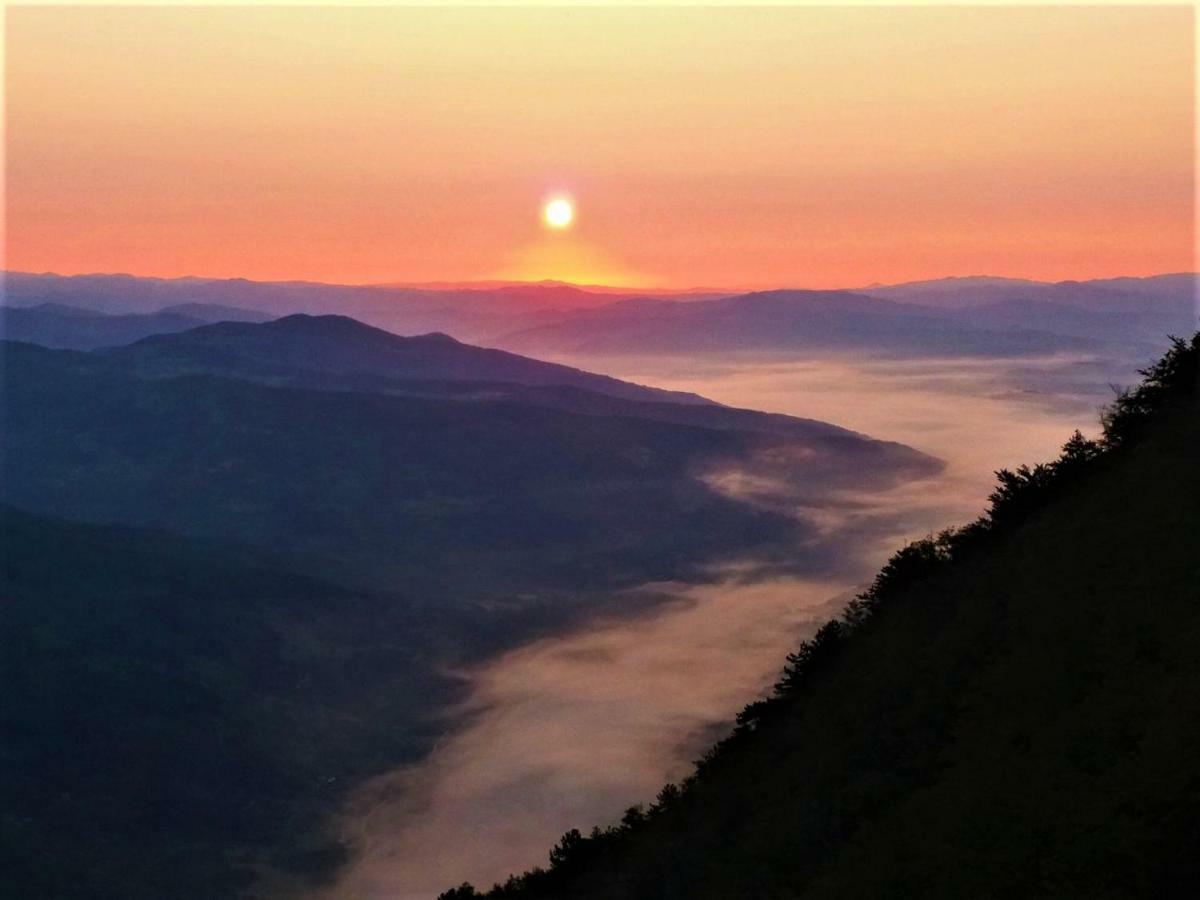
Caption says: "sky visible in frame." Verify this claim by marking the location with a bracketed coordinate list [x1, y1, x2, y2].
[5, 5, 1195, 288]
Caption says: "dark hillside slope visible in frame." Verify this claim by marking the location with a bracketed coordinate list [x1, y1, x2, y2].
[97, 314, 882, 442]
[0, 507, 458, 899]
[4, 507, 676, 900]
[448, 335, 1200, 900]
[5, 342, 931, 592]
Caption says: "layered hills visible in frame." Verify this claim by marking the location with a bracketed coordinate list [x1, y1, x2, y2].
[1, 310, 937, 899]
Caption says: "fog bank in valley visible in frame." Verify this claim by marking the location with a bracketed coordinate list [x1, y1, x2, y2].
[321, 350, 1138, 898]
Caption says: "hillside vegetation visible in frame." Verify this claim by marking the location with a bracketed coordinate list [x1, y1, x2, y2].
[442, 334, 1200, 900]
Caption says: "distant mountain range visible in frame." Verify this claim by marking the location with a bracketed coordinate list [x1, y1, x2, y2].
[6, 270, 1193, 356]
[495, 289, 1089, 357]
[0, 271, 671, 343]
[859, 273, 1196, 310]
[0, 302, 273, 350]
[497, 274, 1197, 358]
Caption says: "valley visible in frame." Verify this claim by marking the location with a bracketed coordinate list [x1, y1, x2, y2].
[1, 272, 1192, 898]
[317, 345, 1134, 897]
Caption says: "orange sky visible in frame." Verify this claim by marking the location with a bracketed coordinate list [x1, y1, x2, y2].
[5, 6, 1195, 288]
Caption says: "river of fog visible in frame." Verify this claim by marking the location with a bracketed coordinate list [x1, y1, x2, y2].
[322, 350, 1142, 899]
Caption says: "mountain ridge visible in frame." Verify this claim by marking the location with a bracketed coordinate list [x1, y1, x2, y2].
[4, 336, 937, 592]
[102, 313, 713, 407]
[6, 272, 1193, 351]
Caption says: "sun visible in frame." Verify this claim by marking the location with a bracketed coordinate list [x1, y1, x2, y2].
[543, 197, 574, 230]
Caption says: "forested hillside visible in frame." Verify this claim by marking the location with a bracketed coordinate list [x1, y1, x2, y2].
[443, 335, 1200, 900]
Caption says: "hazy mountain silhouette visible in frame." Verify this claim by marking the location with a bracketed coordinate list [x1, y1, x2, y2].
[98, 314, 906, 440]
[496, 289, 1096, 357]
[3, 271, 404, 316]
[1, 271, 671, 342]
[0, 303, 210, 350]
[103, 314, 712, 406]
[440, 335, 1200, 900]
[4, 326, 936, 591]
[860, 274, 1196, 346]
[862, 272, 1195, 313]
[1, 271, 652, 316]
[156, 302, 274, 323]
[8, 271, 1193, 355]
[496, 275, 1196, 358]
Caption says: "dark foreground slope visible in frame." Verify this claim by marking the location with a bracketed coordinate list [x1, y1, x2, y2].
[445, 335, 1200, 900]
[1, 506, 658, 900]
[0, 508, 452, 899]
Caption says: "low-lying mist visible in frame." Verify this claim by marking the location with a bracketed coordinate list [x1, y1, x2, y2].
[322, 576, 854, 899]
[588, 350, 1145, 522]
[319, 349, 1140, 898]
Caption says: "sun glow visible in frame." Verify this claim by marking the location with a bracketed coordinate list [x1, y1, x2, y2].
[543, 197, 574, 230]
[6, 8, 1192, 286]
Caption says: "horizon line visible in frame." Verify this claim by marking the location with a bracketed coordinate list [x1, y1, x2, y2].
[5, 268, 1197, 298]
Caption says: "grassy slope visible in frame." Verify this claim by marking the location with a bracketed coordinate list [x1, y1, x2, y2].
[450, 336, 1200, 900]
